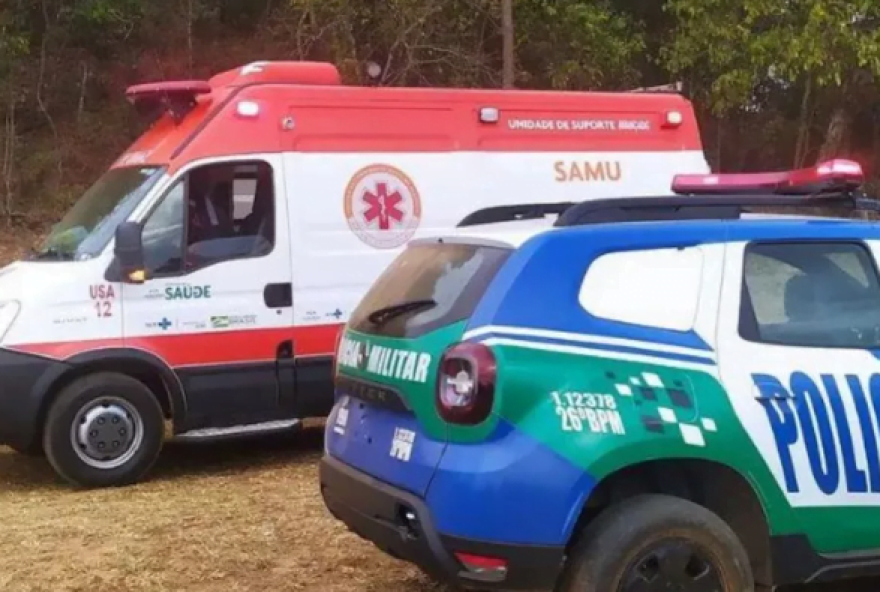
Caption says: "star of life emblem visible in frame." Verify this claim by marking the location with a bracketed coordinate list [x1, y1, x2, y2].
[343, 164, 422, 249]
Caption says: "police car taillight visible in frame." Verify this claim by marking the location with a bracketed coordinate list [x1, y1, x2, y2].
[453, 551, 508, 579]
[436, 342, 496, 425]
[671, 158, 865, 196]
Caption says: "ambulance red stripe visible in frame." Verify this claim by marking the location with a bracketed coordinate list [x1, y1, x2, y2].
[9, 323, 342, 368]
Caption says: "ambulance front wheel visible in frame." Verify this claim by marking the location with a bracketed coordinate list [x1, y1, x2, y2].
[558, 494, 754, 592]
[43, 372, 165, 488]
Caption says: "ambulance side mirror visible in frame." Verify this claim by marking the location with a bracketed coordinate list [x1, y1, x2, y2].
[114, 221, 147, 284]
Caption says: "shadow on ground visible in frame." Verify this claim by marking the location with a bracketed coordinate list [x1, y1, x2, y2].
[0, 424, 324, 492]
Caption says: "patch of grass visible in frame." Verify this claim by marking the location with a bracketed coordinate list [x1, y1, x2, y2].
[0, 423, 450, 592]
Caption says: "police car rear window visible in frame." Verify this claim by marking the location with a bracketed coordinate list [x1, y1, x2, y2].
[348, 242, 511, 339]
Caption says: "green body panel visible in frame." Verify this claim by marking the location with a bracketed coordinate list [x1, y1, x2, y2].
[491, 342, 880, 553]
[336, 321, 501, 443]
[336, 321, 880, 554]
[793, 507, 880, 552]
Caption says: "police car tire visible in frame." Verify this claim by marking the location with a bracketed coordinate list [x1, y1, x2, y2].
[43, 372, 165, 489]
[558, 494, 753, 592]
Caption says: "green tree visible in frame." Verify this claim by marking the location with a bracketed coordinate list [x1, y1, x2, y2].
[661, 0, 880, 162]
[514, 0, 645, 90]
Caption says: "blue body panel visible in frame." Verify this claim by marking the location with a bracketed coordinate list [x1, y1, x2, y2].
[427, 418, 597, 545]
[325, 396, 446, 497]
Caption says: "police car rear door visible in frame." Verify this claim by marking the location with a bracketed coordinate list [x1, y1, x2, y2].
[716, 238, 880, 550]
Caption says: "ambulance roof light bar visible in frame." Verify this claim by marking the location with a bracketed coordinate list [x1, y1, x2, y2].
[671, 159, 865, 196]
[125, 80, 212, 124]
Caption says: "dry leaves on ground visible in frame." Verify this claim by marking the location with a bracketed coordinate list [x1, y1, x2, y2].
[0, 424, 451, 592]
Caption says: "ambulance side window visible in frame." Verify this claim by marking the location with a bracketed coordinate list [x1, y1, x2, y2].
[142, 180, 185, 275]
[140, 160, 275, 276]
[740, 241, 880, 348]
[184, 160, 275, 270]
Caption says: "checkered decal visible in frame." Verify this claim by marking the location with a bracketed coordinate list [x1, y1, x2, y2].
[606, 370, 717, 447]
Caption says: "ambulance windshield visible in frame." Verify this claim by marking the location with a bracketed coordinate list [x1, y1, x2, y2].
[33, 165, 165, 261]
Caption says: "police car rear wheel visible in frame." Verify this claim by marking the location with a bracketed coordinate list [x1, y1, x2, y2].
[43, 372, 165, 488]
[559, 494, 753, 592]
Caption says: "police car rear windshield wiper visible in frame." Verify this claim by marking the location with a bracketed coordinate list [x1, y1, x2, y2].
[367, 299, 437, 326]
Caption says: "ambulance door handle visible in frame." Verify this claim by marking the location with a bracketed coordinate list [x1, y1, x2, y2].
[264, 282, 292, 308]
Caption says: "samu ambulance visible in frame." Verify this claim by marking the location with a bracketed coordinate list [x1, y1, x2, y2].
[0, 60, 708, 488]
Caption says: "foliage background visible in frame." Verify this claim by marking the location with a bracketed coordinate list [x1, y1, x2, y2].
[1, 0, 879, 239]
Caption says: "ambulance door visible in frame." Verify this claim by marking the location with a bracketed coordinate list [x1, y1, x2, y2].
[122, 154, 295, 433]
[716, 239, 880, 552]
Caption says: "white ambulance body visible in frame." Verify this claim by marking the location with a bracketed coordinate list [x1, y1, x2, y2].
[0, 60, 709, 487]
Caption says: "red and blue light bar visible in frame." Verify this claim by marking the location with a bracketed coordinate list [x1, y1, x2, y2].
[672, 159, 865, 196]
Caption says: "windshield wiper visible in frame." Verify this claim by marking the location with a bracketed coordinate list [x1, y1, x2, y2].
[27, 247, 75, 261]
[367, 299, 437, 327]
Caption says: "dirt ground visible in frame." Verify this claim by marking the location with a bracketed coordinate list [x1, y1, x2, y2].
[0, 422, 878, 592]
[0, 421, 450, 592]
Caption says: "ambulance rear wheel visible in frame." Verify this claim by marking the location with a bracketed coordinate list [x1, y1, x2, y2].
[43, 372, 165, 488]
[558, 494, 753, 592]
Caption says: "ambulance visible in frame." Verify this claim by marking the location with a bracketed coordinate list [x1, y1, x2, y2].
[0, 60, 708, 488]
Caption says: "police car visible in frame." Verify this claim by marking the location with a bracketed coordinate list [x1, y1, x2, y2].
[319, 159, 880, 591]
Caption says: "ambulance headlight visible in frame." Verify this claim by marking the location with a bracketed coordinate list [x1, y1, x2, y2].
[0, 300, 21, 341]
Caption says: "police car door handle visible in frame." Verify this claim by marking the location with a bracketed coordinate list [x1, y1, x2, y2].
[752, 384, 796, 401]
[755, 392, 794, 401]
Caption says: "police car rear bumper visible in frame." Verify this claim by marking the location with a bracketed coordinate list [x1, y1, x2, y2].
[319, 455, 565, 591]
[0, 347, 65, 450]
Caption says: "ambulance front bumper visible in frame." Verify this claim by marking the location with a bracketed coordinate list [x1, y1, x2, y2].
[319, 454, 565, 591]
[0, 347, 67, 451]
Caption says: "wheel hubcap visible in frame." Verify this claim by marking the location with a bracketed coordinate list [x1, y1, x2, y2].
[71, 397, 144, 469]
[618, 539, 723, 592]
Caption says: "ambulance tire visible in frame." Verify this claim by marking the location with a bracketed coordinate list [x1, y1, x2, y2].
[558, 494, 754, 592]
[43, 372, 165, 489]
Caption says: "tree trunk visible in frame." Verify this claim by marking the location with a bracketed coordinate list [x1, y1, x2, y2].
[793, 75, 813, 168]
[3, 97, 16, 223]
[816, 106, 856, 219]
[501, 0, 515, 88]
[817, 106, 852, 161]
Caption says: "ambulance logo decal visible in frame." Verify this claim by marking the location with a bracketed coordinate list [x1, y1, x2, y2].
[344, 164, 421, 249]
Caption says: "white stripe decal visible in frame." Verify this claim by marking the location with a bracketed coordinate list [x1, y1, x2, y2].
[464, 325, 715, 358]
[480, 337, 720, 375]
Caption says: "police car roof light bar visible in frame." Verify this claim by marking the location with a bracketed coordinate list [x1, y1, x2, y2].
[671, 159, 865, 196]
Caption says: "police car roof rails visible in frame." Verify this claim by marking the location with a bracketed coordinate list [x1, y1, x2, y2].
[554, 159, 880, 227]
[457, 202, 575, 227]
